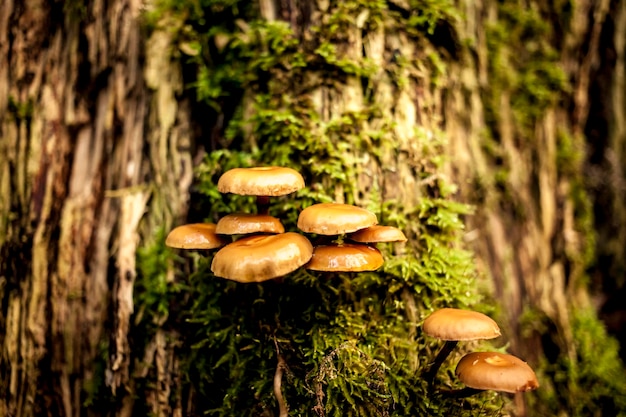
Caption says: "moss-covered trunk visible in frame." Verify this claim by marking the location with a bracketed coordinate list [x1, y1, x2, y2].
[0, 0, 193, 415]
[164, 0, 626, 415]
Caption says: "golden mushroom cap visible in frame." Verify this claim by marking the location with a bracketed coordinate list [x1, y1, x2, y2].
[306, 243, 384, 272]
[423, 308, 501, 341]
[348, 225, 407, 243]
[297, 203, 378, 235]
[211, 232, 313, 283]
[165, 223, 229, 250]
[217, 166, 305, 196]
[215, 213, 285, 235]
[455, 351, 540, 393]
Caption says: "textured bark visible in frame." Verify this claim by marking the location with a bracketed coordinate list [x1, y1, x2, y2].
[0, 0, 193, 415]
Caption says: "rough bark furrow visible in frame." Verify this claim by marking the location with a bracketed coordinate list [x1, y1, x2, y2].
[1, 0, 193, 415]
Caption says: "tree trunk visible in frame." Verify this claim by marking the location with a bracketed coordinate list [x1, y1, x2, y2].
[0, 0, 193, 415]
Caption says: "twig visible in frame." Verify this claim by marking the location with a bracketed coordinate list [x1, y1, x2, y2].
[273, 337, 289, 417]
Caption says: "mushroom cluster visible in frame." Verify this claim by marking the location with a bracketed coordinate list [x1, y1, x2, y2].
[165, 165, 538, 405]
[165, 166, 311, 283]
[165, 166, 407, 283]
[422, 307, 539, 397]
[209, 167, 313, 283]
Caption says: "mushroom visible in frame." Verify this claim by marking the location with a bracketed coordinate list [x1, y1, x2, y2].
[165, 223, 229, 250]
[211, 232, 313, 283]
[450, 351, 539, 397]
[215, 213, 285, 235]
[297, 203, 377, 235]
[305, 243, 384, 272]
[347, 225, 407, 244]
[217, 166, 305, 214]
[422, 308, 501, 384]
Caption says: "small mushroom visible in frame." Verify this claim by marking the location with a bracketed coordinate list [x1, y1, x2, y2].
[450, 351, 539, 397]
[211, 232, 313, 283]
[305, 243, 384, 272]
[217, 166, 305, 214]
[297, 203, 377, 235]
[165, 223, 229, 250]
[215, 213, 285, 235]
[422, 308, 501, 384]
[347, 225, 407, 243]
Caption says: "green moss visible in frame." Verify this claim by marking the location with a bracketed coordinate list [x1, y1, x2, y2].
[569, 309, 626, 416]
[133, 227, 188, 335]
[483, 2, 567, 135]
[405, 0, 460, 36]
[82, 339, 116, 409]
[556, 130, 583, 177]
[555, 129, 596, 277]
[528, 308, 626, 416]
[7, 96, 34, 122]
[63, 0, 87, 21]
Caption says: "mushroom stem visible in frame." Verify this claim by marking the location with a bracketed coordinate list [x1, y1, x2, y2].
[438, 387, 484, 398]
[424, 340, 459, 384]
[257, 195, 271, 215]
[273, 337, 289, 417]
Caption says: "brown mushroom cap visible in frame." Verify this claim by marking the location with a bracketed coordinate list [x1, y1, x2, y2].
[423, 308, 501, 341]
[306, 243, 384, 272]
[211, 232, 313, 283]
[297, 203, 378, 235]
[165, 223, 229, 249]
[348, 225, 407, 243]
[217, 166, 305, 196]
[215, 213, 285, 235]
[455, 351, 539, 393]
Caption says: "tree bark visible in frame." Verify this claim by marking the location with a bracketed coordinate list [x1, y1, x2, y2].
[446, 0, 607, 353]
[0, 1, 193, 415]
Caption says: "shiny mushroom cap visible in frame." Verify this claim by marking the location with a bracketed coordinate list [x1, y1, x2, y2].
[455, 351, 540, 393]
[211, 232, 313, 283]
[423, 308, 501, 341]
[297, 203, 378, 235]
[348, 225, 407, 243]
[215, 213, 285, 235]
[165, 223, 229, 250]
[217, 166, 305, 196]
[306, 243, 384, 272]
